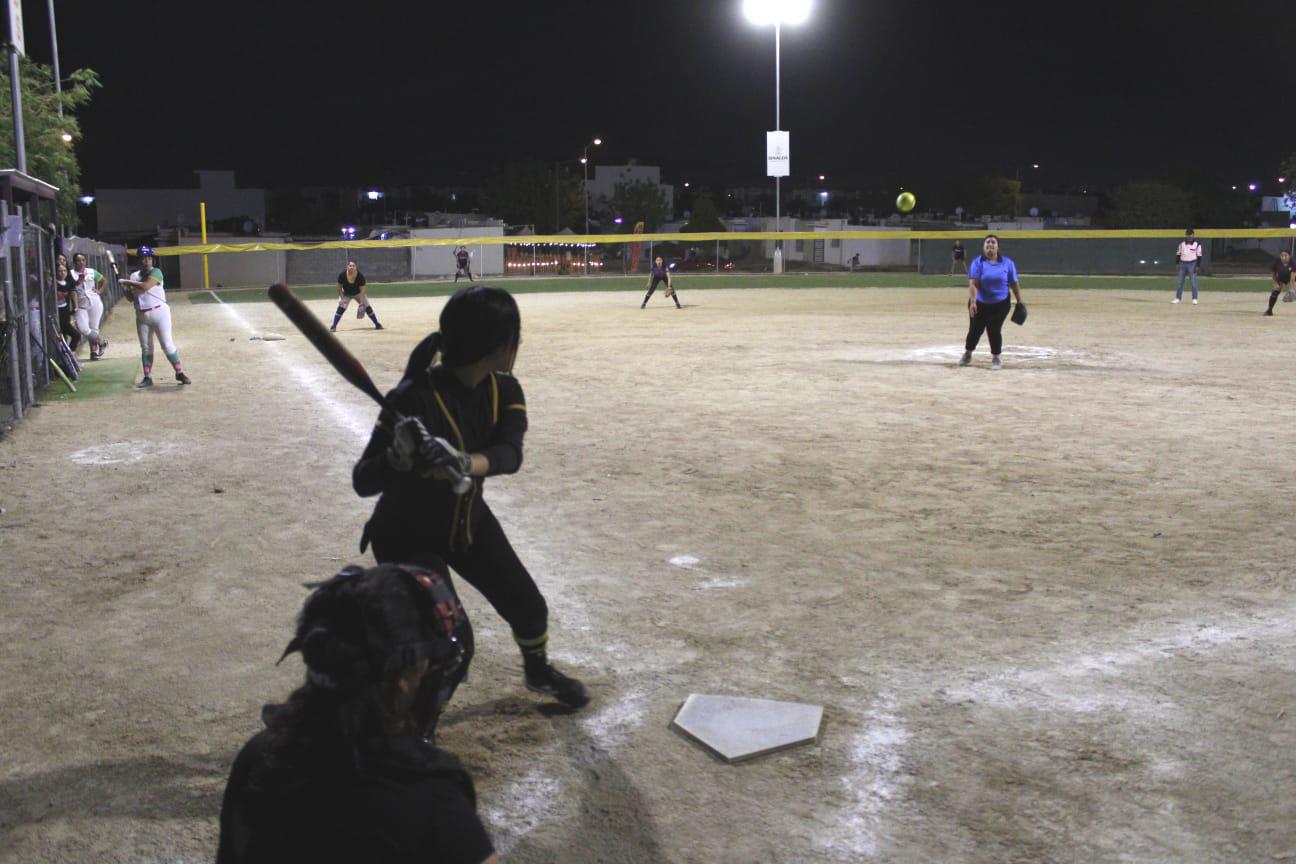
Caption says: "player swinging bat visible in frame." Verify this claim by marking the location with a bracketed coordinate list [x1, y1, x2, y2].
[267, 283, 469, 492]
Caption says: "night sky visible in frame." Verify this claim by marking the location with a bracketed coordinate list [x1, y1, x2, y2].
[30, 0, 1296, 191]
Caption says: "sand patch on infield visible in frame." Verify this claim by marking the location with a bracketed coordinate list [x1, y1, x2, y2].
[5, 287, 1296, 863]
[69, 440, 177, 465]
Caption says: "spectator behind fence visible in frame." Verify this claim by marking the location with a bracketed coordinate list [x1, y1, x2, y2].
[55, 262, 80, 351]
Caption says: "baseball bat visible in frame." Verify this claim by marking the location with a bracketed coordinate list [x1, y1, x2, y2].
[267, 282, 471, 494]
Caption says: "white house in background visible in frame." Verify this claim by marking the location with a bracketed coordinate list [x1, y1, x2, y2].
[586, 163, 675, 221]
[722, 216, 911, 268]
[1261, 195, 1295, 214]
[94, 170, 266, 236]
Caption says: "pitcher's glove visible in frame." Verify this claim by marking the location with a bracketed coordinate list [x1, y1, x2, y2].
[1283, 290, 1295, 304]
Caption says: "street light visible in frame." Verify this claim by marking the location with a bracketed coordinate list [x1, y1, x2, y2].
[744, 0, 812, 274]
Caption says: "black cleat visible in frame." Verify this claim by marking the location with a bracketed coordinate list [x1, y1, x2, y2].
[176, 371, 192, 385]
[374, 323, 384, 330]
[525, 664, 590, 708]
[958, 352, 972, 367]
[137, 376, 153, 388]
[1264, 309, 1274, 317]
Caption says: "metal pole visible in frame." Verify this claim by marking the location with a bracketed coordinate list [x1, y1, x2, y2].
[3, 218, 22, 420]
[774, 23, 781, 272]
[200, 201, 210, 290]
[47, 0, 61, 117]
[583, 158, 589, 275]
[554, 162, 559, 234]
[8, 46, 26, 173]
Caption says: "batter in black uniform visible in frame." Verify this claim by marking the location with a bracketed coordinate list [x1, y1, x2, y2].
[453, 246, 474, 283]
[1265, 249, 1294, 316]
[217, 563, 497, 864]
[331, 260, 384, 332]
[641, 255, 681, 308]
[353, 285, 590, 709]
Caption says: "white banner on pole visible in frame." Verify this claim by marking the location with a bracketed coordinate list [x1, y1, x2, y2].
[7, 0, 23, 55]
[766, 130, 789, 178]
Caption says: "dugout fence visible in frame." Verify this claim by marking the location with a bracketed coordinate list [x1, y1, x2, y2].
[0, 207, 128, 432]
[136, 228, 1296, 290]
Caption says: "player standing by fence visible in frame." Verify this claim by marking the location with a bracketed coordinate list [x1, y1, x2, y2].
[1173, 229, 1203, 304]
[69, 253, 108, 360]
[453, 246, 474, 283]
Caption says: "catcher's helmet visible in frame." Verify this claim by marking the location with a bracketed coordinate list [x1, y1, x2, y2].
[137, 245, 155, 258]
[277, 563, 466, 690]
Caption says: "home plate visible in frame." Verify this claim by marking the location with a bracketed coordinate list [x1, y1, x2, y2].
[671, 694, 823, 763]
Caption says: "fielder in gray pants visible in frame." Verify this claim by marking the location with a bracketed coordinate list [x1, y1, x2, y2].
[1175, 260, 1199, 302]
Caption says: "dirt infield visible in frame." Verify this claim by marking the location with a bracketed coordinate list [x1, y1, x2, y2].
[2, 285, 1294, 863]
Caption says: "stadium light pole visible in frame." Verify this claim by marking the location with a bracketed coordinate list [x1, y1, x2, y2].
[744, 0, 811, 274]
[582, 136, 602, 274]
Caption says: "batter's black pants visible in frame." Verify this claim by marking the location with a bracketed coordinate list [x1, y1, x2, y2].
[369, 505, 549, 644]
[965, 297, 1012, 355]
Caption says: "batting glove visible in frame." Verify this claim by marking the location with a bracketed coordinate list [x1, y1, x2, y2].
[387, 417, 434, 473]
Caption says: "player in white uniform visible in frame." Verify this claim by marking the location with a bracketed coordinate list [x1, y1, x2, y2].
[69, 253, 109, 360]
[118, 246, 191, 388]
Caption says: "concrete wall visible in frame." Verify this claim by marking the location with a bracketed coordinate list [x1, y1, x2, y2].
[176, 234, 287, 289]
[286, 247, 412, 286]
[411, 227, 504, 278]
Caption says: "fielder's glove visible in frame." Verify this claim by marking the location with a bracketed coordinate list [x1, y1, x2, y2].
[1284, 290, 1295, 304]
[387, 417, 434, 473]
[356, 304, 365, 319]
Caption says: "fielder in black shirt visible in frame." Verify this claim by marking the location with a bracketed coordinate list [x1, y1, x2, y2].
[332, 260, 384, 331]
[1265, 249, 1294, 316]
[453, 246, 474, 283]
[354, 285, 590, 709]
[641, 255, 681, 308]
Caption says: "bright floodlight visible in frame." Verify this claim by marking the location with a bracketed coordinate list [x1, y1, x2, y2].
[1248, 183, 1258, 191]
[592, 137, 603, 146]
[60, 132, 73, 142]
[367, 190, 383, 200]
[77, 195, 94, 205]
[743, 0, 812, 26]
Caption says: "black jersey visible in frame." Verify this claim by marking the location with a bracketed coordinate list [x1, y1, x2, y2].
[952, 243, 966, 260]
[650, 264, 669, 281]
[338, 270, 367, 296]
[1272, 257, 1295, 285]
[217, 727, 492, 864]
[355, 366, 527, 553]
[456, 249, 470, 266]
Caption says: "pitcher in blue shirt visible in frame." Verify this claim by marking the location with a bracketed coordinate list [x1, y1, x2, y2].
[960, 234, 1023, 369]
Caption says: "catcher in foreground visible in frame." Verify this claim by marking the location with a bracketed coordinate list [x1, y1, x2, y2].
[641, 255, 682, 309]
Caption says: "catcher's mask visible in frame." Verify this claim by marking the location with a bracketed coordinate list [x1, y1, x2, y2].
[277, 563, 466, 696]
